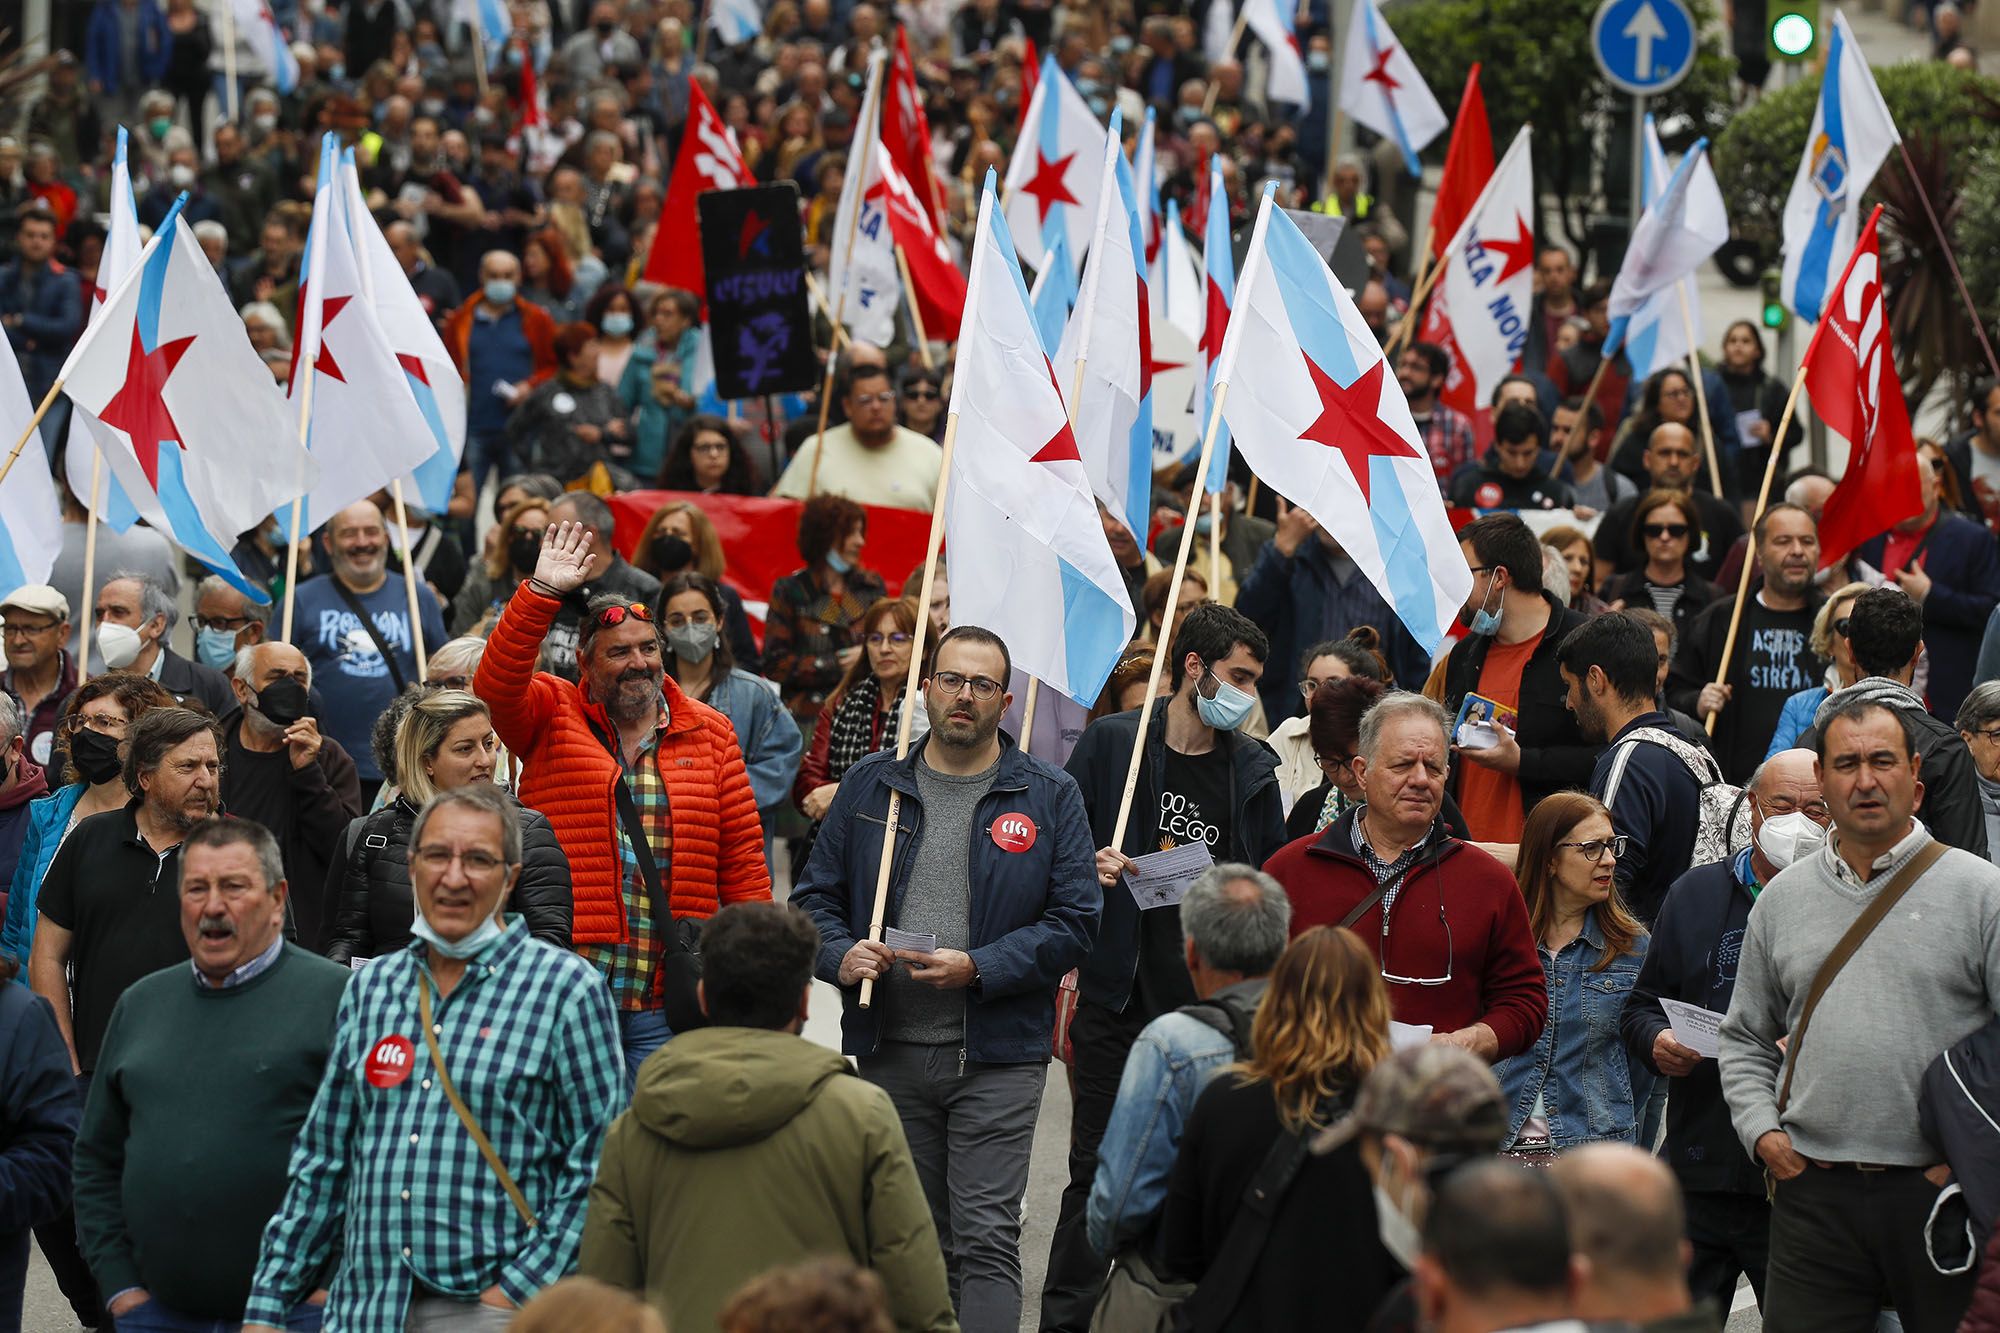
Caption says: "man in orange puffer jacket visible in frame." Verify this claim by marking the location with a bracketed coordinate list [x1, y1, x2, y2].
[475, 520, 772, 1079]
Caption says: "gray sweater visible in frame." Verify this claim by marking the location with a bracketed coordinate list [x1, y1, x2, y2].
[1719, 821, 2000, 1166]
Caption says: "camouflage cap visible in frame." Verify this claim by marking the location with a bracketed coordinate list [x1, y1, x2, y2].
[1313, 1043, 1509, 1155]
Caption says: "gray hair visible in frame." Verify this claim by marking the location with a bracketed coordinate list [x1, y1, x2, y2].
[198, 574, 268, 626]
[1541, 545, 1571, 608]
[551, 489, 614, 535]
[1358, 691, 1451, 762]
[192, 219, 229, 252]
[411, 782, 522, 867]
[232, 642, 312, 689]
[180, 817, 284, 894]
[427, 636, 488, 683]
[1958, 680, 2000, 734]
[0, 693, 21, 747]
[109, 569, 178, 633]
[1181, 863, 1291, 975]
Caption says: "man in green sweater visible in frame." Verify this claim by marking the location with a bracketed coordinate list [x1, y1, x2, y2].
[72, 818, 349, 1330]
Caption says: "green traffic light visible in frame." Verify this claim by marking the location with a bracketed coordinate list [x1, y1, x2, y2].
[1762, 301, 1786, 330]
[1772, 12, 1816, 55]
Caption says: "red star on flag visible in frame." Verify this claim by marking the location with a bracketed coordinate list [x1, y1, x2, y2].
[1021, 150, 1080, 225]
[1364, 46, 1401, 92]
[1298, 355, 1421, 503]
[288, 290, 353, 386]
[98, 323, 197, 489]
[396, 352, 431, 385]
[1031, 355, 1084, 464]
[1482, 215, 1536, 285]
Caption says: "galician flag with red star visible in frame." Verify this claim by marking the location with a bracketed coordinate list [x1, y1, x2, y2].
[1338, 0, 1446, 177]
[287, 133, 441, 533]
[946, 172, 1135, 706]
[1216, 186, 1470, 654]
[59, 210, 313, 602]
[1438, 126, 1536, 412]
[1002, 53, 1103, 270]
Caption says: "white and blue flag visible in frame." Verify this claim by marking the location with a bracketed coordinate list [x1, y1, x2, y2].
[1603, 128, 1728, 371]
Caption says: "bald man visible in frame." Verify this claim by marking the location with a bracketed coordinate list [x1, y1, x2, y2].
[222, 642, 362, 950]
[1621, 748, 1828, 1316]
[288, 501, 448, 800]
[1553, 1145, 1712, 1331]
[1594, 423, 1747, 582]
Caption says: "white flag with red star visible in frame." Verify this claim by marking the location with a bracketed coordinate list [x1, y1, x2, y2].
[1002, 53, 1104, 270]
[1339, 0, 1447, 176]
[1438, 127, 1535, 411]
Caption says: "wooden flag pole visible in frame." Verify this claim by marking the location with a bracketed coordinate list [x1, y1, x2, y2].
[79, 455, 102, 682]
[0, 378, 63, 492]
[808, 159, 873, 500]
[280, 376, 320, 642]
[1704, 361, 1809, 735]
[858, 410, 959, 1010]
[1019, 677, 1041, 750]
[388, 478, 430, 680]
[1386, 247, 1450, 359]
[695, 0, 713, 66]
[803, 272, 852, 352]
[1207, 489, 1222, 593]
[1108, 381, 1232, 852]
[896, 244, 936, 371]
[1403, 224, 1437, 329]
[471, 23, 490, 102]
[220, 0, 240, 127]
[1675, 281, 1726, 499]
[1203, 8, 1252, 116]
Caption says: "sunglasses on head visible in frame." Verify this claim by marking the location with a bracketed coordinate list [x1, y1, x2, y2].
[1642, 523, 1690, 540]
[593, 603, 654, 629]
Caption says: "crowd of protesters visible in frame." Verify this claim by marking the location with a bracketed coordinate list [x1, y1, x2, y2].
[7, 2, 2000, 1333]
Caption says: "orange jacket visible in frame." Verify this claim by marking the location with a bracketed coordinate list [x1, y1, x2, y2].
[441, 293, 560, 386]
[474, 581, 772, 945]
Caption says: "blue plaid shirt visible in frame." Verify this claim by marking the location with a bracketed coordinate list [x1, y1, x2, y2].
[245, 919, 625, 1329]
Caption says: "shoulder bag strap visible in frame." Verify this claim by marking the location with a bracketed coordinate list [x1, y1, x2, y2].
[417, 978, 539, 1229]
[1775, 840, 1948, 1114]
[330, 578, 409, 694]
[1338, 867, 1409, 931]
[584, 716, 676, 936]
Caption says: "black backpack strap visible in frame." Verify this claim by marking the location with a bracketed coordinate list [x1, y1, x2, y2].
[1179, 996, 1257, 1060]
[330, 578, 409, 694]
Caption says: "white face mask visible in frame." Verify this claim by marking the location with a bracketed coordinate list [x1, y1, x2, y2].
[1756, 810, 1828, 872]
[96, 622, 143, 670]
[1373, 1154, 1422, 1269]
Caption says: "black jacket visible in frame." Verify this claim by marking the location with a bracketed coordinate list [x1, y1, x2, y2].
[1440, 596, 1600, 818]
[0, 981, 78, 1242]
[1598, 569, 1725, 633]
[156, 647, 236, 717]
[1620, 857, 1764, 1197]
[1595, 489, 1745, 583]
[1065, 706, 1285, 1012]
[322, 795, 573, 964]
[1854, 512, 2000, 723]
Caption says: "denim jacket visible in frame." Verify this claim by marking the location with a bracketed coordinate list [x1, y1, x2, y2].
[1495, 909, 1654, 1148]
[1086, 978, 1267, 1258]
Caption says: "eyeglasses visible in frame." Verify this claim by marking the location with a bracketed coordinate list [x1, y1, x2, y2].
[1660, 386, 1694, 399]
[0, 618, 59, 638]
[1300, 677, 1344, 698]
[1382, 882, 1453, 987]
[1642, 523, 1690, 540]
[903, 388, 940, 401]
[1556, 834, 1630, 862]
[1315, 751, 1354, 772]
[190, 612, 256, 632]
[849, 391, 897, 407]
[426, 674, 472, 691]
[64, 711, 128, 736]
[866, 631, 912, 647]
[1835, 617, 1853, 638]
[412, 845, 510, 876]
[593, 603, 653, 629]
[930, 670, 1004, 701]
[690, 437, 731, 454]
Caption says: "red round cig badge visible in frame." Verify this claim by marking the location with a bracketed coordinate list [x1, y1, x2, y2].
[992, 813, 1038, 853]
[366, 1034, 416, 1088]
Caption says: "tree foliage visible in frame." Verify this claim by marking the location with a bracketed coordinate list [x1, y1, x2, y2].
[1392, 0, 1735, 250]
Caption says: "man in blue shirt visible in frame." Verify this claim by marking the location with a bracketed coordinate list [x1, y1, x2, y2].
[290, 500, 448, 801]
[1087, 863, 1290, 1261]
[0, 207, 80, 450]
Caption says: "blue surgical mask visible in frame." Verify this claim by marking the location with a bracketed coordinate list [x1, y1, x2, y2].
[825, 549, 854, 574]
[484, 278, 517, 306]
[1468, 575, 1504, 636]
[602, 312, 634, 337]
[195, 626, 239, 671]
[1195, 666, 1256, 731]
[1193, 511, 1213, 536]
[411, 901, 508, 959]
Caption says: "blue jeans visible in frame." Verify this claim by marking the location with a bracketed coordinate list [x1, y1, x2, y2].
[463, 429, 511, 491]
[111, 1297, 324, 1331]
[619, 1007, 672, 1087]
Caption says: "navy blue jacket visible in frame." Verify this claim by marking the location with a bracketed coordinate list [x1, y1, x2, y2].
[1064, 706, 1286, 1012]
[1856, 512, 2000, 723]
[1591, 711, 1705, 926]
[85, 0, 172, 95]
[1236, 538, 1430, 719]
[0, 259, 80, 399]
[791, 732, 1101, 1063]
[1619, 855, 1765, 1197]
[0, 981, 79, 1245]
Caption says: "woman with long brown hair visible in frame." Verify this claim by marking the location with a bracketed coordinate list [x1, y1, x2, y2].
[791, 597, 923, 848]
[1159, 924, 1402, 1331]
[1493, 792, 1652, 1153]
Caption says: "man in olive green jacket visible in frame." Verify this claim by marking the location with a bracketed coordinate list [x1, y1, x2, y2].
[579, 902, 959, 1332]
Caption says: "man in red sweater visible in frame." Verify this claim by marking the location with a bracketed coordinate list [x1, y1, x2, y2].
[1264, 692, 1545, 1061]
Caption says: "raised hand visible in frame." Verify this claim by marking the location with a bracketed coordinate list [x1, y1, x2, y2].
[534, 521, 595, 594]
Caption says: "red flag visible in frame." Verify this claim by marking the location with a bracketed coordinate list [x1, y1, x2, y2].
[886, 27, 948, 230]
[1017, 36, 1040, 136]
[643, 80, 752, 316]
[1807, 206, 1923, 569]
[871, 144, 966, 342]
[1428, 64, 1492, 258]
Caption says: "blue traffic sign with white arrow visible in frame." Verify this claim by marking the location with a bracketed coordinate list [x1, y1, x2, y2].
[1591, 0, 1697, 95]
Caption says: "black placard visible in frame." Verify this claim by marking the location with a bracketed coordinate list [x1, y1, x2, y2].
[697, 183, 819, 400]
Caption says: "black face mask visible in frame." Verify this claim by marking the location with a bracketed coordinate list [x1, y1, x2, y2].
[650, 534, 693, 573]
[595, 19, 615, 34]
[508, 531, 542, 577]
[70, 728, 122, 786]
[256, 678, 312, 728]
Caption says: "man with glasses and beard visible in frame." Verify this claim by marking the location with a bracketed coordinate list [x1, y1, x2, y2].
[475, 520, 770, 1079]
[793, 625, 1099, 1333]
[29, 708, 223, 1081]
[772, 361, 945, 513]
